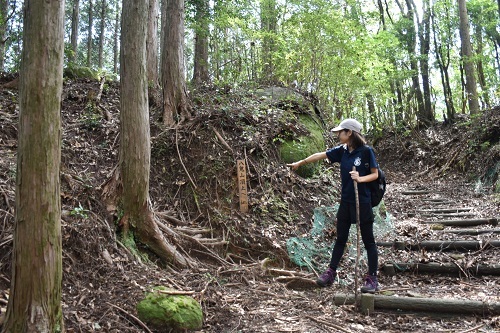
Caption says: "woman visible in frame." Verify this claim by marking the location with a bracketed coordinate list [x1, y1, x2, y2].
[287, 118, 380, 293]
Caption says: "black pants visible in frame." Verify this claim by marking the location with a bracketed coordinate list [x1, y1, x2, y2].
[329, 201, 378, 276]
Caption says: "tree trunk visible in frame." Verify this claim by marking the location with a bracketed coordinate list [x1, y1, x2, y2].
[404, 0, 425, 127]
[2, 0, 64, 332]
[70, 0, 80, 63]
[98, 0, 106, 69]
[260, 0, 278, 84]
[0, 0, 7, 71]
[475, 24, 490, 108]
[419, 0, 433, 124]
[192, 0, 210, 86]
[87, 0, 94, 67]
[147, 0, 159, 87]
[458, 0, 480, 115]
[161, 0, 192, 126]
[120, 0, 188, 267]
[113, 0, 119, 73]
[431, 3, 456, 122]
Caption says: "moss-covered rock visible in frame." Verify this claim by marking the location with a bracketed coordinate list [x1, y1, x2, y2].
[136, 286, 203, 332]
[279, 113, 325, 178]
[63, 64, 100, 80]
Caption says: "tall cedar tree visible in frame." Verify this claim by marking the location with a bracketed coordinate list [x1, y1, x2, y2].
[192, 0, 210, 86]
[2, 0, 65, 331]
[458, 0, 480, 114]
[161, 0, 192, 126]
[119, 0, 188, 267]
[147, 0, 160, 87]
[70, 0, 80, 62]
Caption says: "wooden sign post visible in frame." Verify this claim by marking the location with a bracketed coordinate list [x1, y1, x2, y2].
[237, 160, 249, 213]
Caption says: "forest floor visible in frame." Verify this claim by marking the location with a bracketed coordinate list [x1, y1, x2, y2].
[0, 76, 499, 332]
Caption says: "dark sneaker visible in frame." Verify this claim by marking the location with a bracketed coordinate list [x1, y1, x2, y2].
[361, 275, 380, 293]
[316, 268, 336, 287]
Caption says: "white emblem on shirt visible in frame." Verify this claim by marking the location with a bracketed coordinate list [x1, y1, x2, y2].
[354, 157, 362, 166]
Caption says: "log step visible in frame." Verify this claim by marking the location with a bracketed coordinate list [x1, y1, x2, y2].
[382, 262, 500, 276]
[421, 218, 498, 227]
[417, 207, 472, 213]
[422, 198, 449, 203]
[333, 293, 500, 315]
[402, 190, 431, 195]
[376, 240, 500, 251]
[420, 213, 475, 218]
[442, 228, 500, 235]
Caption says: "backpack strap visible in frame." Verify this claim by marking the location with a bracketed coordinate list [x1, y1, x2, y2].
[361, 145, 371, 172]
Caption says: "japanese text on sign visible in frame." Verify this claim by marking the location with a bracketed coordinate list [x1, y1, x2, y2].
[237, 160, 248, 213]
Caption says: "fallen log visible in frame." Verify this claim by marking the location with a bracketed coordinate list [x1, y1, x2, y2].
[334, 293, 500, 315]
[421, 218, 498, 227]
[382, 262, 500, 276]
[441, 228, 500, 235]
[376, 240, 500, 251]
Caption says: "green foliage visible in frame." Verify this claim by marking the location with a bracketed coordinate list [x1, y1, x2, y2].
[70, 203, 89, 219]
[81, 109, 102, 130]
[2, 0, 500, 130]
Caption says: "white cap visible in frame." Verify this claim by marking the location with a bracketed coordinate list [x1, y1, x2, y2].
[331, 118, 362, 133]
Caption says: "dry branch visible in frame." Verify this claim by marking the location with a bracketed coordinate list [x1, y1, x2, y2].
[305, 315, 352, 333]
[210, 125, 234, 154]
[106, 302, 153, 333]
[175, 128, 197, 189]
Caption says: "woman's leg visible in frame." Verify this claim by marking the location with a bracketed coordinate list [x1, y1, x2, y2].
[359, 203, 378, 275]
[329, 202, 352, 270]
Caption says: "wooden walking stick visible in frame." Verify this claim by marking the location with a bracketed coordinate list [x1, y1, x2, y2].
[353, 166, 361, 308]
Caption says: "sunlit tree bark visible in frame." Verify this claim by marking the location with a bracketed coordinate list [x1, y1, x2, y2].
[458, 0, 480, 114]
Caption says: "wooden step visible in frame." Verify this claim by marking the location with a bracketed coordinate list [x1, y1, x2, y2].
[376, 240, 500, 251]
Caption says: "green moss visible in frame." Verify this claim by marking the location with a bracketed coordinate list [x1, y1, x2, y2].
[279, 113, 325, 178]
[137, 286, 203, 331]
[63, 64, 100, 80]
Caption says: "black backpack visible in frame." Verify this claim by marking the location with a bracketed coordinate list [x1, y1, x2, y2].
[362, 145, 386, 207]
